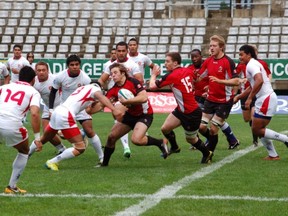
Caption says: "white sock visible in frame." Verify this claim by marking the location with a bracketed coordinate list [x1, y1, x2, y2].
[265, 128, 288, 143]
[261, 137, 278, 157]
[89, 134, 104, 160]
[55, 143, 66, 152]
[28, 141, 37, 156]
[120, 133, 130, 149]
[49, 147, 75, 163]
[9, 153, 28, 188]
[220, 122, 229, 130]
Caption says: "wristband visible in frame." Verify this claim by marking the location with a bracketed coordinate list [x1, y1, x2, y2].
[34, 133, 40, 140]
[49, 109, 53, 113]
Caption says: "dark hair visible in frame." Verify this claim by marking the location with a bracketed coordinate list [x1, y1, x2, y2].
[26, 52, 34, 59]
[128, 37, 138, 45]
[111, 48, 116, 52]
[13, 44, 22, 50]
[35, 61, 49, 70]
[19, 66, 36, 83]
[116, 41, 128, 50]
[239, 44, 257, 59]
[109, 63, 128, 77]
[66, 54, 81, 66]
[191, 49, 202, 56]
[166, 52, 182, 65]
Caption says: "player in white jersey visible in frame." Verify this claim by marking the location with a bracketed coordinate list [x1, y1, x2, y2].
[99, 41, 143, 85]
[5, 44, 30, 83]
[29, 61, 66, 156]
[128, 37, 157, 78]
[0, 62, 11, 84]
[210, 44, 288, 160]
[26, 52, 36, 71]
[49, 55, 104, 164]
[34, 83, 122, 171]
[0, 66, 42, 194]
[99, 41, 143, 158]
[102, 48, 117, 90]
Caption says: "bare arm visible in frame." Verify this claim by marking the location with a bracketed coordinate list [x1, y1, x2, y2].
[133, 73, 144, 85]
[3, 74, 10, 84]
[119, 90, 148, 106]
[30, 105, 42, 151]
[209, 76, 246, 86]
[149, 65, 161, 90]
[98, 73, 110, 87]
[247, 73, 262, 101]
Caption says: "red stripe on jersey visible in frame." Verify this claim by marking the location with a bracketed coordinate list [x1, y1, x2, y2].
[260, 95, 270, 115]
[68, 111, 76, 127]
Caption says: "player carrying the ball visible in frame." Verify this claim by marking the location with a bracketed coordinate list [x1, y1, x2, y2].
[98, 62, 169, 167]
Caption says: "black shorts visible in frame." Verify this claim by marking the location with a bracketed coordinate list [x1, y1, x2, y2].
[203, 99, 233, 120]
[172, 107, 202, 132]
[240, 95, 256, 110]
[122, 112, 153, 129]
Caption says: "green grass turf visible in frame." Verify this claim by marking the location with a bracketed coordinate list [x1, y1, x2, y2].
[1, 113, 288, 215]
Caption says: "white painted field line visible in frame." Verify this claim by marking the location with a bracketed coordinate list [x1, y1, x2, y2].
[175, 195, 288, 202]
[1, 193, 288, 203]
[114, 145, 260, 216]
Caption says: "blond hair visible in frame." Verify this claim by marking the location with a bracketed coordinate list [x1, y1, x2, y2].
[210, 35, 226, 50]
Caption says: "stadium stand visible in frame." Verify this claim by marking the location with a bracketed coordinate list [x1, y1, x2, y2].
[0, 0, 285, 61]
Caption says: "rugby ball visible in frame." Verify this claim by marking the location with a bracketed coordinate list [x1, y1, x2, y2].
[118, 88, 134, 100]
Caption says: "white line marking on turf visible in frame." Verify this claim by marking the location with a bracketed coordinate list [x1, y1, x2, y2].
[114, 145, 261, 216]
[175, 195, 288, 202]
[1, 193, 288, 203]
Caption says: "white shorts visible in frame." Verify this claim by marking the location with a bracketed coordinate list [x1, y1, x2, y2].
[75, 109, 92, 121]
[42, 105, 50, 119]
[0, 123, 28, 147]
[255, 92, 277, 117]
[49, 106, 78, 130]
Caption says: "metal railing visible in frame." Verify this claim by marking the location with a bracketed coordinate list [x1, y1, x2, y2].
[169, 0, 273, 18]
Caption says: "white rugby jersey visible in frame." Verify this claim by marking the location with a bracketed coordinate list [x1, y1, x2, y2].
[0, 62, 9, 77]
[34, 74, 61, 108]
[0, 81, 41, 123]
[61, 84, 102, 116]
[5, 56, 30, 82]
[103, 58, 141, 77]
[246, 58, 274, 98]
[128, 52, 153, 75]
[52, 69, 91, 102]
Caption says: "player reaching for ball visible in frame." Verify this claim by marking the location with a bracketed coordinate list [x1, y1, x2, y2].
[97, 63, 169, 167]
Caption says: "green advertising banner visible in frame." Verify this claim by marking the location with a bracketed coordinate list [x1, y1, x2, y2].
[1, 58, 288, 80]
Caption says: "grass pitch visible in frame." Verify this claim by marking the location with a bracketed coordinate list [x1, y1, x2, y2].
[1, 113, 288, 216]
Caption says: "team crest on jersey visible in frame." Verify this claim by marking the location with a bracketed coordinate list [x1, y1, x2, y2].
[218, 66, 223, 73]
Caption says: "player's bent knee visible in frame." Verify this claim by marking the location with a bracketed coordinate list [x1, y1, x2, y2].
[72, 141, 86, 154]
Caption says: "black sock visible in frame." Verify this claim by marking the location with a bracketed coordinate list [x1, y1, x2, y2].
[163, 131, 178, 149]
[102, 146, 115, 166]
[192, 138, 210, 156]
[146, 136, 163, 149]
[207, 134, 218, 152]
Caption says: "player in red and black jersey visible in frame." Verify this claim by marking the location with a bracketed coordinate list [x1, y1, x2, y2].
[188, 49, 239, 151]
[198, 35, 240, 153]
[99, 63, 169, 167]
[150, 52, 213, 164]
